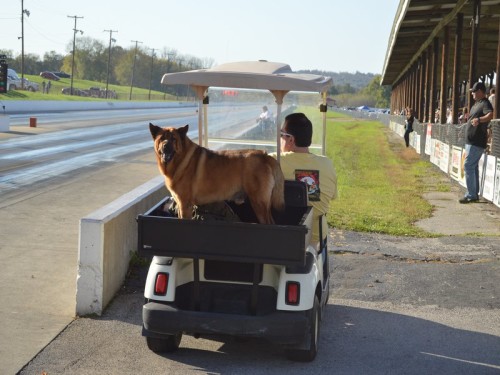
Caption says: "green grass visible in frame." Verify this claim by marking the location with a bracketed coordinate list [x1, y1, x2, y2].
[0, 74, 176, 101]
[313, 110, 440, 237]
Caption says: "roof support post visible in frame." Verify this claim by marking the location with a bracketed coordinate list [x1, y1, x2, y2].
[424, 47, 431, 122]
[193, 86, 208, 146]
[495, 17, 500, 119]
[452, 13, 463, 125]
[412, 63, 418, 114]
[270, 90, 288, 162]
[429, 37, 439, 124]
[417, 56, 425, 121]
[468, 0, 481, 111]
[440, 26, 450, 124]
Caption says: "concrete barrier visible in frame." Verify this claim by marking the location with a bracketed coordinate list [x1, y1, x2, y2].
[76, 176, 167, 316]
[0, 114, 9, 131]
[2, 100, 195, 114]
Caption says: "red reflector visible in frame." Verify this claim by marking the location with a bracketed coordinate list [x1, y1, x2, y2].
[154, 273, 168, 295]
[286, 282, 300, 305]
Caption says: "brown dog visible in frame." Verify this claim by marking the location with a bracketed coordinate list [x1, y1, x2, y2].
[149, 123, 285, 224]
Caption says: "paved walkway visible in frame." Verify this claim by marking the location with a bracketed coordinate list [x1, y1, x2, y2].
[0, 144, 159, 374]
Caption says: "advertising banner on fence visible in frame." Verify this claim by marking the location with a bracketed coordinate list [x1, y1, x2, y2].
[431, 139, 441, 167]
[494, 159, 500, 208]
[459, 148, 467, 187]
[450, 146, 462, 180]
[439, 143, 450, 173]
[411, 132, 421, 154]
[425, 123, 432, 155]
[481, 155, 496, 202]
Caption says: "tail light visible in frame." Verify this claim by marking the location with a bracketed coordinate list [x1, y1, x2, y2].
[285, 281, 300, 305]
[154, 272, 169, 295]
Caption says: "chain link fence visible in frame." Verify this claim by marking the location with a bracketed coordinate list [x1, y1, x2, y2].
[337, 109, 500, 159]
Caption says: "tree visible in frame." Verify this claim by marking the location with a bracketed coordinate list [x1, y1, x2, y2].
[61, 37, 108, 81]
[41, 51, 65, 73]
[360, 75, 391, 108]
[13, 53, 41, 74]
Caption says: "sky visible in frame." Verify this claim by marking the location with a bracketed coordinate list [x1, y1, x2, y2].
[2, 0, 400, 74]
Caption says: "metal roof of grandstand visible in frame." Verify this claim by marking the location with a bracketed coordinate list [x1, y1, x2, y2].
[381, 0, 500, 86]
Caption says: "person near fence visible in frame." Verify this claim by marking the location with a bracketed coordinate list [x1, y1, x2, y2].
[488, 87, 495, 110]
[270, 112, 337, 247]
[404, 107, 414, 147]
[459, 107, 469, 124]
[460, 82, 493, 204]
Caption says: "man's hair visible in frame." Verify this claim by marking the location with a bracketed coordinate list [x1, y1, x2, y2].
[284, 112, 312, 147]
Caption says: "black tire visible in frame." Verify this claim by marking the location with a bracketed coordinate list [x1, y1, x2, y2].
[285, 296, 320, 362]
[10, 84, 17, 91]
[146, 333, 182, 353]
[321, 281, 330, 321]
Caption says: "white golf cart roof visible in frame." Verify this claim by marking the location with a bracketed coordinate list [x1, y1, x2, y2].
[160, 60, 333, 158]
[160, 60, 333, 94]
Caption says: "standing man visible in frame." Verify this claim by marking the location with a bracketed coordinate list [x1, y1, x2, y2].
[460, 82, 493, 204]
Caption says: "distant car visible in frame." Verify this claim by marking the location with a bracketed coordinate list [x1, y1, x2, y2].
[53, 71, 71, 78]
[6, 69, 38, 91]
[7, 68, 22, 90]
[22, 78, 39, 92]
[39, 71, 60, 81]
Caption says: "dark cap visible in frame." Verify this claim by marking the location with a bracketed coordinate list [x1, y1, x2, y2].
[470, 82, 486, 93]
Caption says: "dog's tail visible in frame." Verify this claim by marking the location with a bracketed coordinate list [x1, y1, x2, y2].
[271, 162, 285, 211]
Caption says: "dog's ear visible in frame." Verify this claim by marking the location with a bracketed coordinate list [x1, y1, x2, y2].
[149, 123, 161, 139]
[177, 124, 189, 140]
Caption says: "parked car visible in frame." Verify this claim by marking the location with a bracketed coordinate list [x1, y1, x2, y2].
[7, 69, 38, 91]
[22, 78, 39, 92]
[53, 71, 71, 78]
[7, 69, 22, 90]
[39, 71, 60, 81]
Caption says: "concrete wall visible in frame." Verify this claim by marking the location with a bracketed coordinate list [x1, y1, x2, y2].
[1, 100, 195, 114]
[0, 115, 9, 131]
[76, 176, 167, 316]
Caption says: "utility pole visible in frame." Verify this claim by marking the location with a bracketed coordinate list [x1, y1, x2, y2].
[104, 29, 118, 99]
[129, 40, 142, 100]
[148, 48, 156, 101]
[164, 52, 174, 100]
[68, 15, 83, 95]
[20, 0, 30, 89]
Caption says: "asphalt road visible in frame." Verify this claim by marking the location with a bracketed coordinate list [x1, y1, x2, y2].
[18, 230, 500, 375]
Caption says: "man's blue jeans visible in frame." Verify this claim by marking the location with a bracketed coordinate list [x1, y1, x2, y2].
[463, 144, 485, 199]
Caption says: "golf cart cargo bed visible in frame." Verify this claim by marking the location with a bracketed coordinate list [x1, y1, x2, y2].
[137, 181, 312, 266]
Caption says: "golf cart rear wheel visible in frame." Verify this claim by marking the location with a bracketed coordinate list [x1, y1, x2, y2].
[285, 296, 320, 362]
[146, 333, 182, 353]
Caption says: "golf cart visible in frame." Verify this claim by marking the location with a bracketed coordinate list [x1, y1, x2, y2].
[137, 60, 333, 361]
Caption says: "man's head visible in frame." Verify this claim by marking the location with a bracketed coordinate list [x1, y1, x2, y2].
[281, 113, 312, 151]
[470, 82, 487, 99]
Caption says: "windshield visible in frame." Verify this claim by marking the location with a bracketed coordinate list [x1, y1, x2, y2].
[7, 69, 20, 80]
[194, 88, 324, 155]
